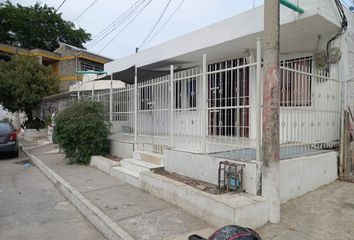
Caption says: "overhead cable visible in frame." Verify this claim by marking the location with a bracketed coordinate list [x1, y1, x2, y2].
[140, 0, 185, 49]
[98, 0, 153, 53]
[138, 0, 172, 50]
[72, 0, 100, 22]
[87, 0, 147, 48]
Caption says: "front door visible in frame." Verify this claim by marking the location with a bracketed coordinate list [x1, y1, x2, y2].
[208, 58, 250, 138]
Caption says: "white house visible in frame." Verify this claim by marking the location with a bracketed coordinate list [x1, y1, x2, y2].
[96, 0, 353, 222]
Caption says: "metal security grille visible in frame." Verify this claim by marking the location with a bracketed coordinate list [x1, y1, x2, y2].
[279, 57, 341, 149]
[172, 67, 203, 151]
[111, 85, 134, 140]
[280, 57, 312, 107]
[207, 58, 250, 139]
[137, 74, 170, 149]
[50, 44, 341, 157]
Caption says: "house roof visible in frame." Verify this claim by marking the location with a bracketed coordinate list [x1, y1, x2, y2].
[105, 0, 341, 75]
[97, 66, 170, 84]
[55, 42, 113, 63]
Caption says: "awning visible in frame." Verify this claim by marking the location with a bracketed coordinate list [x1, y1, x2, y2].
[97, 66, 170, 84]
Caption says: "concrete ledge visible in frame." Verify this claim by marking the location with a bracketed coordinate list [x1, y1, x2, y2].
[140, 171, 269, 228]
[90, 155, 120, 174]
[22, 148, 134, 240]
[165, 150, 257, 194]
[109, 139, 134, 159]
[110, 166, 140, 188]
[23, 129, 47, 142]
[280, 151, 338, 203]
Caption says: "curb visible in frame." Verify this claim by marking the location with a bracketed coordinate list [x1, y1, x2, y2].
[21, 145, 135, 240]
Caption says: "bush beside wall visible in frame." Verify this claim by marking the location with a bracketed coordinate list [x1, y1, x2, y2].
[55, 100, 110, 165]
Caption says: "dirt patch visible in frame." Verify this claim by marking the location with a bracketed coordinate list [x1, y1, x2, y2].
[104, 155, 122, 162]
[154, 169, 221, 194]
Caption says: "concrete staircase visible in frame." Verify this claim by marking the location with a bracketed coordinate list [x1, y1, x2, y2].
[132, 150, 164, 165]
[110, 151, 164, 187]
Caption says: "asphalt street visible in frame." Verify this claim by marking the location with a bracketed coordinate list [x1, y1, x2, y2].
[0, 149, 106, 240]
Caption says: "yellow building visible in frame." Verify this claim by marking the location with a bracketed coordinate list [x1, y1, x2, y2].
[0, 42, 112, 92]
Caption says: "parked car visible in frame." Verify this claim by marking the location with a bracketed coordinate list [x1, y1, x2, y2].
[0, 121, 19, 157]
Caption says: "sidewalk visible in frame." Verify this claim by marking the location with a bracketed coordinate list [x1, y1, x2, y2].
[25, 143, 212, 240]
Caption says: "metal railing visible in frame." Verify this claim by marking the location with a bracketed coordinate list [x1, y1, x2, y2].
[279, 62, 341, 151]
[88, 54, 341, 157]
[40, 42, 342, 159]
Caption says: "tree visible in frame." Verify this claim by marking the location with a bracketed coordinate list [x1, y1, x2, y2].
[0, 1, 91, 51]
[0, 55, 59, 119]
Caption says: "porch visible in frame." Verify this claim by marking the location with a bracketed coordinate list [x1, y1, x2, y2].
[98, 43, 340, 160]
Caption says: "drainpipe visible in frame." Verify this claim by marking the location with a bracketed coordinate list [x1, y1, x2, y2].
[280, 0, 304, 14]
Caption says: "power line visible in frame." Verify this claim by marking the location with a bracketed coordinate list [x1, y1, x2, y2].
[98, 0, 153, 53]
[56, 0, 67, 12]
[86, 0, 147, 49]
[38, 0, 100, 50]
[88, 0, 148, 49]
[90, 0, 145, 41]
[138, 0, 172, 50]
[72, 0, 99, 22]
[140, 0, 185, 49]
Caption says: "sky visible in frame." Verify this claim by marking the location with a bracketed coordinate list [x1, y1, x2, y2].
[9, 0, 264, 59]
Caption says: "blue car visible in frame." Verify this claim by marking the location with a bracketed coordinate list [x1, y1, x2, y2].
[0, 121, 19, 158]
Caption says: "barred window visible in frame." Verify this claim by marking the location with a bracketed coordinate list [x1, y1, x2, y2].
[174, 78, 197, 109]
[280, 56, 313, 107]
[80, 60, 104, 72]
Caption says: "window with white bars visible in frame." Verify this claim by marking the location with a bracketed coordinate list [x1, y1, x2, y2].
[80, 60, 104, 71]
[139, 87, 151, 110]
[280, 56, 313, 107]
[174, 78, 197, 109]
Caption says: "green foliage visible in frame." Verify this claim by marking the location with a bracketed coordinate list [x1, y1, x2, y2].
[0, 1, 91, 51]
[0, 55, 59, 117]
[55, 100, 111, 165]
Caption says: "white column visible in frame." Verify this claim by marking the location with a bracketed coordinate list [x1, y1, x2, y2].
[109, 75, 113, 122]
[92, 80, 95, 98]
[201, 54, 207, 153]
[134, 66, 138, 144]
[77, 83, 80, 100]
[256, 37, 262, 195]
[170, 65, 174, 147]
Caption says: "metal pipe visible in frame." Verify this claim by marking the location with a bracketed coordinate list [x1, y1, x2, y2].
[201, 54, 207, 153]
[134, 66, 138, 145]
[256, 38, 262, 196]
[92, 80, 95, 98]
[109, 74, 113, 122]
[280, 0, 304, 14]
[170, 65, 174, 147]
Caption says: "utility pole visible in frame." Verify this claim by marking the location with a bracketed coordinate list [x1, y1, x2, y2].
[262, 0, 280, 223]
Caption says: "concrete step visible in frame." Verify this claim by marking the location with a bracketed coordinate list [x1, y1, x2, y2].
[120, 158, 163, 173]
[132, 151, 164, 165]
[110, 166, 140, 187]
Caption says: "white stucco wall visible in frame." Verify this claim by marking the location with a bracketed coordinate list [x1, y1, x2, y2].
[109, 139, 134, 159]
[0, 105, 8, 120]
[165, 150, 338, 202]
[164, 150, 258, 194]
[279, 151, 338, 203]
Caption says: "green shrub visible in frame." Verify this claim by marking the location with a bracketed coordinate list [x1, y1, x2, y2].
[55, 100, 111, 165]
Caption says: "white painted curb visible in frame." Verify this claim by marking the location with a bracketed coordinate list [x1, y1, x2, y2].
[21, 145, 135, 240]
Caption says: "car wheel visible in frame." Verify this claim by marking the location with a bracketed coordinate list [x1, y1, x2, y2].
[12, 150, 19, 158]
